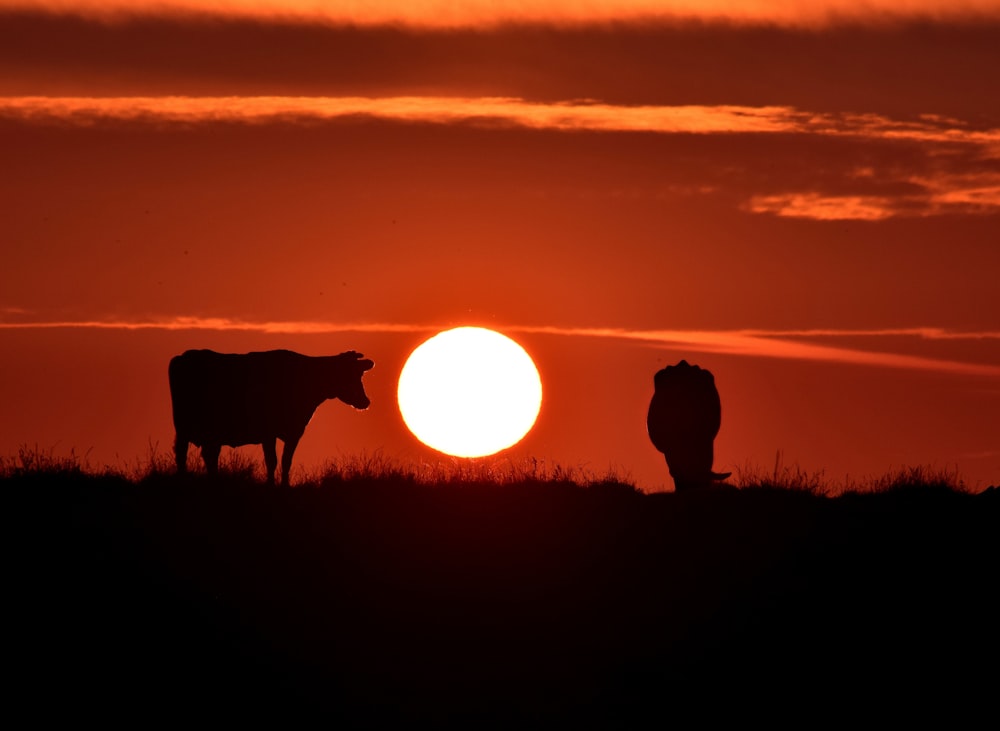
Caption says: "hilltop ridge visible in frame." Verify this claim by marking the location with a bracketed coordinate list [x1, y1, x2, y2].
[6, 466, 998, 724]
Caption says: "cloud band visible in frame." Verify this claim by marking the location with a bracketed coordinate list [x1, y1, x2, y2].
[2, 315, 998, 377]
[3, 1, 999, 27]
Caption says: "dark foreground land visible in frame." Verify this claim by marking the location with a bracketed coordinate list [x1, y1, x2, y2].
[6, 469, 999, 724]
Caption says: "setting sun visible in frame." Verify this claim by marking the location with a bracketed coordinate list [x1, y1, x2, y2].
[397, 327, 542, 458]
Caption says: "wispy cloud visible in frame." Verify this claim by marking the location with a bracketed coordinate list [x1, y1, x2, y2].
[0, 96, 809, 133]
[2, 316, 998, 377]
[734, 327, 1000, 340]
[512, 325, 1000, 377]
[744, 193, 899, 221]
[4, 0, 998, 27]
[1, 96, 997, 141]
[0, 316, 432, 335]
[745, 171, 1000, 220]
[913, 172, 1000, 214]
[6, 96, 997, 219]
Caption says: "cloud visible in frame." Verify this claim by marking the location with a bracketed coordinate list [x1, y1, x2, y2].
[744, 193, 898, 221]
[6, 96, 997, 219]
[2, 315, 998, 377]
[0, 315, 432, 335]
[735, 327, 1000, 340]
[512, 325, 1000, 377]
[4, 1, 999, 27]
[4, 96, 999, 143]
[745, 171, 1000, 220]
[0, 96, 808, 133]
[914, 172, 1000, 214]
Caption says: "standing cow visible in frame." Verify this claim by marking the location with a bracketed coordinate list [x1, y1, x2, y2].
[169, 349, 374, 485]
[647, 359, 731, 491]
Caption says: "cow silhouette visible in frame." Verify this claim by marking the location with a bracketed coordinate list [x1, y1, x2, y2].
[169, 349, 374, 485]
[647, 359, 731, 491]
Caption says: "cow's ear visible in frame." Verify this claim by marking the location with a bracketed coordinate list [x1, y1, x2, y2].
[360, 359, 374, 371]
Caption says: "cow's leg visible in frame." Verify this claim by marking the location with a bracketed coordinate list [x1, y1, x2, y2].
[201, 444, 221, 475]
[279, 435, 302, 487]
[262, 439, 278, 485]
[174, 435, 188, 474]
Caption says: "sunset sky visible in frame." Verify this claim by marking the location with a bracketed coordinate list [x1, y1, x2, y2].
[2, 1, 998, 491]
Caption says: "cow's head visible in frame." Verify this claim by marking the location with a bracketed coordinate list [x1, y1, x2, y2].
[333, 351, 374, 410]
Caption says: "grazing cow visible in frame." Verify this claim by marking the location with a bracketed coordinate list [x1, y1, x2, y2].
[647, 359, 731, 491]
[169, 349, 374, 485]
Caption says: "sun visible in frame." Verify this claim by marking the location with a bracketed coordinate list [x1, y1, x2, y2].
[397, 327, 543, 458]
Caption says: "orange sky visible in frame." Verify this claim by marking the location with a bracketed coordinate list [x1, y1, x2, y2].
[1, 2, 998, 490]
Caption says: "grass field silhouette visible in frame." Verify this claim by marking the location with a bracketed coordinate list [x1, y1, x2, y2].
[6, 448, 997, 724]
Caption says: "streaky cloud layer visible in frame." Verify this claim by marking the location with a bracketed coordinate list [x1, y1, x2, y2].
[513, 325, 1000, 377]
[0, 317, 432, 335]
[4, 0, 999, 27]
[0, 96, 814, 132]
[4, 96, 999, 145]
[2, 316, 998, 377]
[745, 194, 901, 221]
[5, 95, 997, 219]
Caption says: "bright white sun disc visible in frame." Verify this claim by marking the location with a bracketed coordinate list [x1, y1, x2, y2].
[397, 327, 542, 458]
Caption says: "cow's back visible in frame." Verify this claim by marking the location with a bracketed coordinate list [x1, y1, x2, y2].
[169, 349, 304, 446]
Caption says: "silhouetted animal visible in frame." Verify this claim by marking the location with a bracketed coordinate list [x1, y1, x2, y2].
[169, 349, 374, 485]
[647, 359, 731, 491]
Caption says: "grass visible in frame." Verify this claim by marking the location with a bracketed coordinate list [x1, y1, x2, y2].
[0, 442, 644, 491]
[843, 463, 971, 494]
[1, 443, 95, 476]
[308, 451, 641, 493]
[732, 459, 831, 495]
[730, 449, 976, 497]
[1, 442, 982, 496]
